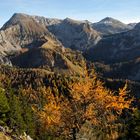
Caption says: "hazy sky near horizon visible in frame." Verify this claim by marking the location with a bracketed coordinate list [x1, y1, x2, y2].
[0, 0, 140, 27]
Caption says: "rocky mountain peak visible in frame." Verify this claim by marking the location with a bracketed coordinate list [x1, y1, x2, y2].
[1, 13, 30, 29]
[0, 13, 56, 59]
[97, 17, 126, 26]
[92, 17, 131, 35]
[1, 13, 48, 35]
[99, 17, 115, 24]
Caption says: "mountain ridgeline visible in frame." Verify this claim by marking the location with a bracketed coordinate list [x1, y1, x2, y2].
[0, 13, 136, 70]
[1, 13, 140, 88]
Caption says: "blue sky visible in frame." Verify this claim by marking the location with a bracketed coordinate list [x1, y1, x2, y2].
[0, 0, 140, 27]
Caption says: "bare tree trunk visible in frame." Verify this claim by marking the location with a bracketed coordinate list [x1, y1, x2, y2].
[72, 127, 76, 140]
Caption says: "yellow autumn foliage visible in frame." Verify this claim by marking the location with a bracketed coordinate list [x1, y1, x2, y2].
[36, 75, 134, 139]
[39, 102, 61, 126]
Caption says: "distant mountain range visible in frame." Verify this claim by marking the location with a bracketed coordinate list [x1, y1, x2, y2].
[0, 13, 139, 80]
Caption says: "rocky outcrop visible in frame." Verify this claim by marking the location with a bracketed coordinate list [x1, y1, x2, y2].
[47, 18, 101, 51]
[0, 55, 12, 66]
[0, 126, 33, 140]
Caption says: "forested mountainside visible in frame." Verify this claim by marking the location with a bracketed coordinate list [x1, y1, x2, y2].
[0, 13, 140, 140]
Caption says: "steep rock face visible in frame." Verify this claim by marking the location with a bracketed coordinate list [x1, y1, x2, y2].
[47, 18, 101, 51]
[92, 17, 132, 35]
[0, 30, 19, 56]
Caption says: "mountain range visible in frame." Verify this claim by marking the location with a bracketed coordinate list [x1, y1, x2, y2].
[0, 13, 139, 80]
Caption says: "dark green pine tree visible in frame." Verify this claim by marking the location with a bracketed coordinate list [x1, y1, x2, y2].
[20, 95, 36, 138]
[0, 87, 10, 125]
[7, 89, 26, 135]
[127, 109, 140, 139]
[119, 109, 140, 140]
